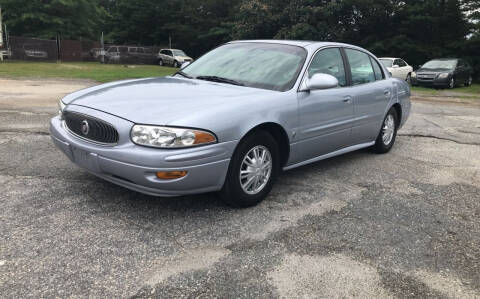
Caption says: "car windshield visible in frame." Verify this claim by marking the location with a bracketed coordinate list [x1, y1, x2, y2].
[182, 43, 307, 91]
[379, 59, 393, 67]
[422, 60, 456, 69]
[172, 50, 187, 56]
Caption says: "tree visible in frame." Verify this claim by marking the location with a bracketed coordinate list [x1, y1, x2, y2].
[0, 0, 108, 39]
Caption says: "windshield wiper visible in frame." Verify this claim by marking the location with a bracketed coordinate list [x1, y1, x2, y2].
[174, 71, 193, 79]
[195, 75, 244, 86]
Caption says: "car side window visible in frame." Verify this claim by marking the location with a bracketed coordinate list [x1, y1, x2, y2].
[166, 50, 173, 56]
[345, 49, 376, 85]
[370, 57, 384, 81]
[308, 48, 346, 87]
[400, 59, 408, 66]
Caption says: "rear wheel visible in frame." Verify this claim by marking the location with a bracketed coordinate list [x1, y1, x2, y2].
[220, 131, 279, 208]
[158, 59, 164, 66]
[373, 107, 398, 154]
[465, 75, 472, 87]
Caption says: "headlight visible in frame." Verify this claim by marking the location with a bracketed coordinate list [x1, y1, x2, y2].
[438, 73, 450, 79]
[58, 99, 66, 115]
[131, 125, 217, 148]
[411, 72, 416, 78]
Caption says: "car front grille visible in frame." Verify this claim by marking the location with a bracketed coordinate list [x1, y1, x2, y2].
[63, 111, 119, 145]
[416, 73, 436, 81]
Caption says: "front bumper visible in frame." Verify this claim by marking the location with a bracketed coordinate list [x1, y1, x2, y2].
[413, 76, 451, 87]
[50, 112, 237, 197]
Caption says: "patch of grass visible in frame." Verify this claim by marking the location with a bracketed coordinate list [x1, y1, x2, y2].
[411, 84, 480, 96]
[0, 60, 176, 83]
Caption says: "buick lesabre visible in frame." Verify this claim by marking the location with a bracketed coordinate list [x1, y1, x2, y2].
[50, 40, 411, 207]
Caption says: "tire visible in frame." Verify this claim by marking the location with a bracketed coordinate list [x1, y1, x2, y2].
[449, 78, 455, 89]
[372, 107, 398, 154]
[406, 73, 411, 85]
[158, 59, 164, 66]
[220, 131, 280, 208]
[465, 75, 472, 87]
[173, 60, 179, 68]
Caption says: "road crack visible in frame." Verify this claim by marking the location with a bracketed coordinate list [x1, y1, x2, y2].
[398, 133, 480, 145]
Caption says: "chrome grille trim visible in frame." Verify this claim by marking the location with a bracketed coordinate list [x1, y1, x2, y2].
[63, 111, 119, 146]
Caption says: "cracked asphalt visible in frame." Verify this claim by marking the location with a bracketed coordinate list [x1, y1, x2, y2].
[0, 78, 479, 298]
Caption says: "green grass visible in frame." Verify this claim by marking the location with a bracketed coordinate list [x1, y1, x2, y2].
[0, 60, 176, 83]
[411, 84, 480, 96]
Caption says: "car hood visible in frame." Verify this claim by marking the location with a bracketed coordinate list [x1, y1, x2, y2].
[63, 77, 275, 125]
[175, 55, 192, 61]
[416, 68, 452, 74]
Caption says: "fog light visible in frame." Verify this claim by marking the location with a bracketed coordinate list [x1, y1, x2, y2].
[156, 171, 188, 179]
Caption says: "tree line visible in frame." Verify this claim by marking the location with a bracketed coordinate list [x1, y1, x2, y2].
[1, 0, 479, 76]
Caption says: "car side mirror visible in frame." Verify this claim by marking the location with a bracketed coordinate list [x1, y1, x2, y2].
[180, 61, 191, 69]
[303, 73, 339, 91]
[392, 65, 399, 68]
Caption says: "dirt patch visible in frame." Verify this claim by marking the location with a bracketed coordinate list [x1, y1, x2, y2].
[0, 78, 96, 108]
[268, 253, 392, 298]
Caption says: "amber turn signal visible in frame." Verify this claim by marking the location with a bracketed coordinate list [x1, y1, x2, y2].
[193, 130, 216, 145]
[156, 171, 188, 179]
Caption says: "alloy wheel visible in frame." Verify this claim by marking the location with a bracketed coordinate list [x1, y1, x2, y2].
[382, 114, 395, 145]
[239, 145, 272, 195]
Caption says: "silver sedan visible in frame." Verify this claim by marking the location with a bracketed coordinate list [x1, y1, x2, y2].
[50, 40, 411, 207]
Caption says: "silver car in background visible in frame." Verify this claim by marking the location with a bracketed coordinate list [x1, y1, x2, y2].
[51, 40, 410, 207]
[157, 49, 193, 67]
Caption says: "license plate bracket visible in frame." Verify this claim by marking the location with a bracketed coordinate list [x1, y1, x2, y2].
[71, 147, 99, 172]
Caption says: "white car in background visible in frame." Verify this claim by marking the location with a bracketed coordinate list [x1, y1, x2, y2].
[157, 49, 193, 68]
[379, 58, 413, 83]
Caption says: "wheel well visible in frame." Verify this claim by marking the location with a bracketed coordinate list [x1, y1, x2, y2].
[243, 123, 290, 167]
[391, 103, 402, 126]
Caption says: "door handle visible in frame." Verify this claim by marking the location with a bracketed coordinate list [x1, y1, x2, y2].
[342, 96, 352, 103]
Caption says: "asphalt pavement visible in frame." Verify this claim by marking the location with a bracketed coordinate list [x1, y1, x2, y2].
[0, 79, 479, 298]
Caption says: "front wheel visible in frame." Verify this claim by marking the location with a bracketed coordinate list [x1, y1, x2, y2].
[173, 60, 179, 68]
[220, 131, 280, 208]
[373, 108, 398, 154]
[406, 73, 411, 85]
[449, 78, 455, 89]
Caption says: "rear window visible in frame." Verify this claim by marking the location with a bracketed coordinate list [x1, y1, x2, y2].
[379, 59, 393, 68]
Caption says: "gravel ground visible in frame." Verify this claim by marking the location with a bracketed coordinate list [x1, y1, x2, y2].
[0, 79, 479, 298]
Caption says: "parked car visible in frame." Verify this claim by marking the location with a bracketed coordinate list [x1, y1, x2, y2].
[157, 49, 193, 67]
[413, 58, 473, 89]
[89, 48, 104, 59]
[105, 46, 156, 64]
[105, 46, 127, 63]
[23, 44, 48, 59]
[379, 57, 413, 82]
[51, 40, 411, 207]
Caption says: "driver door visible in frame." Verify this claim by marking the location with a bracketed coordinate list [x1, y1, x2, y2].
[297, 48, 355, 161]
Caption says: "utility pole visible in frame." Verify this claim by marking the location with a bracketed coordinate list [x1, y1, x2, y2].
[100, 32, 105, 64]
[169, 36, 171, 49]
[0, 6, 4, 48]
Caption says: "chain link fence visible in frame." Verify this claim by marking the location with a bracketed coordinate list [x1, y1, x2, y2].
[6, 36, 166, 65]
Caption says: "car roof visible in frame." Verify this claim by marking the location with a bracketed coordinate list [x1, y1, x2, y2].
[229, 39, 361, 48]
[428, 58, 458, 61]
